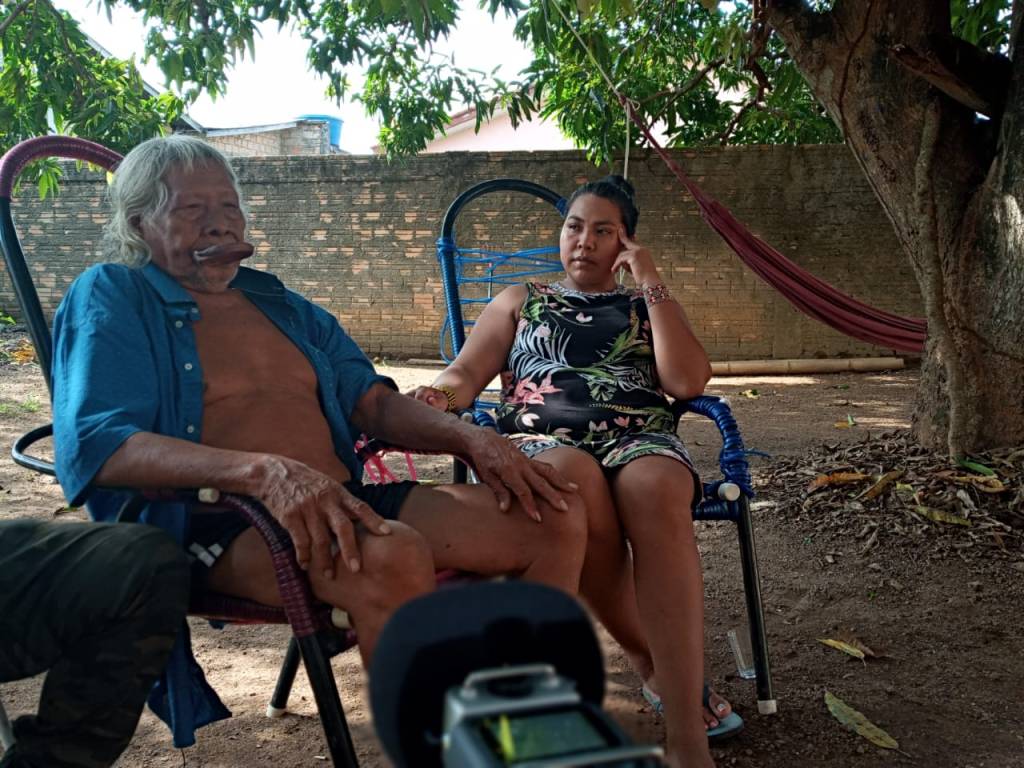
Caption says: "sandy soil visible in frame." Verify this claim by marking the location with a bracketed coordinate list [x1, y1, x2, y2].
[1, 337, 1022, 768]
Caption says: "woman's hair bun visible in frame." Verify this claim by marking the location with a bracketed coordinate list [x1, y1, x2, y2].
[602, 175, 636, 201]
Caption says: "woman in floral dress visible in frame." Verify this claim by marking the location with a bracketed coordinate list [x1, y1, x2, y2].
[412, 176, 736, 768]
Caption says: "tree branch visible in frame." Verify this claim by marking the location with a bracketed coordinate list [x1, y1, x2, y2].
[0, 0, 32, 38]
[889, 43, 1008, 117]
[637, 57, 724, 107]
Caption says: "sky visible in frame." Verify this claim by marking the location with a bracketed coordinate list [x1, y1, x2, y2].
[55, 1, 534, 153]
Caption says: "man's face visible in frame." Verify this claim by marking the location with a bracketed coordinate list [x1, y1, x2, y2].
[138, 162, 246, 293]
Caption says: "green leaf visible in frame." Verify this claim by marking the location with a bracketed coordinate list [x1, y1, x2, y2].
[824, 691, 899, 750]
[956, 458, 997, 476]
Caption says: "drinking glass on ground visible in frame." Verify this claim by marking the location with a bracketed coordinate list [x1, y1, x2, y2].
[727, 628, 757, 680]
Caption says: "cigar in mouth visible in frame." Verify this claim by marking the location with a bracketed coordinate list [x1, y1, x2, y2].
[192, 242, 255, 265]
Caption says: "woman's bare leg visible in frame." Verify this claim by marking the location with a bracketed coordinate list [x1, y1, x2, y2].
[611, 455, 713, 768]
[532, 447, 653, 681]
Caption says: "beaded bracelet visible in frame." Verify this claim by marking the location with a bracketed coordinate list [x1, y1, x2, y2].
[433, 385, 458, 413]
[642, 282, 672, 306]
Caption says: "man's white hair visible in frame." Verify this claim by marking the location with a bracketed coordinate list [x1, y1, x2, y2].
[102, 134, 246, 266]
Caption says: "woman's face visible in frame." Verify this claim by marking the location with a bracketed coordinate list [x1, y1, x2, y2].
[559, 193, 624, 292]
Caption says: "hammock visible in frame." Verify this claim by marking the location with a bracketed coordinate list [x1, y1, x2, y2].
[624, 101, 928, 353]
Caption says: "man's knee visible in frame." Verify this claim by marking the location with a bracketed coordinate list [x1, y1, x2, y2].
[324, 523, 434, 612]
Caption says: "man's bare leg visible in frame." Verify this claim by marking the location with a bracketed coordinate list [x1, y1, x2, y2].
[396, 483, 587, 594]
[207, 521, 436, 662]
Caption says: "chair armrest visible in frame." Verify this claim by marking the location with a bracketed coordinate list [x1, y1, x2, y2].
[12, 423, 55, 476]
[673, 396, 755, 498]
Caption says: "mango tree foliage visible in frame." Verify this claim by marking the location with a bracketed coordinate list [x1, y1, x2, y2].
[0, 0, 184, 192]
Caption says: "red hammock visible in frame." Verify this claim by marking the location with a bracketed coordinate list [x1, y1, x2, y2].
[625, 104, 928, 354]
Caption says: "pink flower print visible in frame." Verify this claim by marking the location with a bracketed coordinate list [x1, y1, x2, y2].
[575, 312, 593, 323]
[519, 412, 540, 428]
[613, 416, 631, 428]
[535, 323, 551, 339]
[507, 374, 560, 405]
[588, 420, 609, 432]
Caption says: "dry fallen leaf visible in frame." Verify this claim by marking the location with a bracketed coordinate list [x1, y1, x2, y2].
[914, 506, 972, 527]
[9, 341, 36, 364]
[808, 472, 872, 492]
[860, 469, 904, 500]
[934, 471, 1006, 494]
[818, 638, 866, 661]
[825, 691, 899, 750]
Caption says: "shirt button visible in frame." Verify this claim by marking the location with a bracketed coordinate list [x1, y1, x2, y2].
[186, 425, 196, 434]
[174, 320, 183, 328]
[184, 362, 193, 371]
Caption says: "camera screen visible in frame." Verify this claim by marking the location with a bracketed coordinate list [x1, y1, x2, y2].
[479, 707, 611, 763]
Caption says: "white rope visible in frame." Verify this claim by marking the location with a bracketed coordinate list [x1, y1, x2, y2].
[545, 0, 634, 179]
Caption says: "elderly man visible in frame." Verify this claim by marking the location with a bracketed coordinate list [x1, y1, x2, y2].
[50, 135, 586, 747]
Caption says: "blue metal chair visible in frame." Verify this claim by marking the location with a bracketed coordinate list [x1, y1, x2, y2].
[435, 178, 777, 715]
[0, 136, 360, 766]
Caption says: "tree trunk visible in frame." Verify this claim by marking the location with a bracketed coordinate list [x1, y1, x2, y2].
[765, 0, 1024, 455]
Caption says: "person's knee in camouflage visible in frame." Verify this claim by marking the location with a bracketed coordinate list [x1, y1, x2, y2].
[0, 520, 190, 768]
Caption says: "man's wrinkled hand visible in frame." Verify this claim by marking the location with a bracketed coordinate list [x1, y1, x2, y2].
[462, 429, 578, 522]
[256, 456, 391, 580]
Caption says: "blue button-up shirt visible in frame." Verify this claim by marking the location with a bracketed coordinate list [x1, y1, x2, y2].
[51, 262, 392, 747]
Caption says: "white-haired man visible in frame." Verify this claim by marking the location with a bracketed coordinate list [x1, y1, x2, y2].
[51, 135, 587, 747]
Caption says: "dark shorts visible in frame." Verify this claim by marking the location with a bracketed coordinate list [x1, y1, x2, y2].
[185, 479, 419, 579]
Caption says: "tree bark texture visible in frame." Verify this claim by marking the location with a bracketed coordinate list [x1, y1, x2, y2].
[765, 0, 1024, 454]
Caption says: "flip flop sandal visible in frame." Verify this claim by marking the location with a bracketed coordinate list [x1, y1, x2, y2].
[641, 682, 745, 744]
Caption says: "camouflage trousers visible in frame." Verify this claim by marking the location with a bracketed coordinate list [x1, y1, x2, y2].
[0, 520, 189, 768]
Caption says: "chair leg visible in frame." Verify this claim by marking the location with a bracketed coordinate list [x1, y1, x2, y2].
[736, 497, 777, 715]
[298, 632, 360, 767]
[268, 636, 302, 718]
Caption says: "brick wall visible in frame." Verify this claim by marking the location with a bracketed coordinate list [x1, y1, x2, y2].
[0, 146, 923, 361]
[205, 122, 330, 158]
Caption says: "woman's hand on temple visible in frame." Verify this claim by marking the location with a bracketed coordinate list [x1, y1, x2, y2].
[407, 385, 451, 411]
[613, 228, 661, 287]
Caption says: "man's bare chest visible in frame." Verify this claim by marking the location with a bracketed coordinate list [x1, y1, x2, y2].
[188, 291, 317, 400]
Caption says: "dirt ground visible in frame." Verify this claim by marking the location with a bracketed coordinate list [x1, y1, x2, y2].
[1, 330, 1022, 768]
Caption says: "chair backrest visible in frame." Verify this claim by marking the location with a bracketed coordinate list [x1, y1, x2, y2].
[0, 136, 123, 394]
[435, 179, 568, 365]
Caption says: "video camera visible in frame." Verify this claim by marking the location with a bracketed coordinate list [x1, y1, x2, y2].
[369, 581, 664, 767]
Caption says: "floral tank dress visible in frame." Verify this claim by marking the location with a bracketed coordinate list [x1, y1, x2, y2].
[496, 282, 696, 473]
